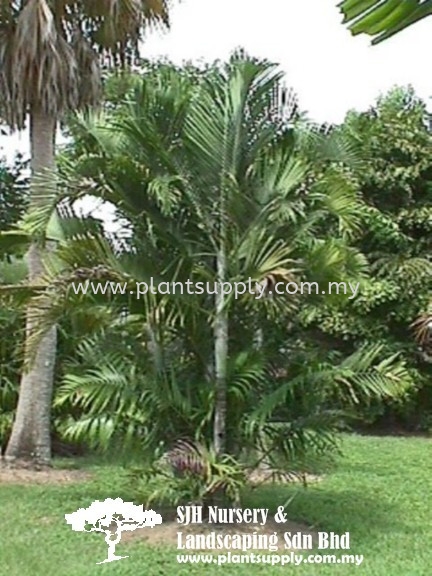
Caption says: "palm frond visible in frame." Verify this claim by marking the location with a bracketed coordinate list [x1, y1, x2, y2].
[339, 0, 432, 45]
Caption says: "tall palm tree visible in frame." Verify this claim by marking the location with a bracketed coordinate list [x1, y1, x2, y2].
[339, 0, 432, 44]
[62, 56, 306, 458]
[181, 57, 305, 455]
[0, 0, 169, 467]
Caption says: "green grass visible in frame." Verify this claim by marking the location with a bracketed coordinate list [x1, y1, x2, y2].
[2, 434, 431, 575]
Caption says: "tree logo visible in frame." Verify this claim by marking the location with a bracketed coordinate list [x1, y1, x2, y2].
[65, 497, 162, 564]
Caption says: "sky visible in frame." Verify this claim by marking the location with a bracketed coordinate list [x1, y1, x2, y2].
[141, 0, 432, 124]
[1, 0, 431, 226]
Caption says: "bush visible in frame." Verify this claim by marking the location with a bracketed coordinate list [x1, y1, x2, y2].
[129, 439, 248, 508]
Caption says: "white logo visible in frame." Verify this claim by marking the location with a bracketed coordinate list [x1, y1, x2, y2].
[65, 497, 162, 564]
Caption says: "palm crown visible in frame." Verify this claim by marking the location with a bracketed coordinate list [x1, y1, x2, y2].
[0, 0, 169, 128]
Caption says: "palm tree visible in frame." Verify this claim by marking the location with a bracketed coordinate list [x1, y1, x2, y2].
[0, 0, 169, 467]
[63, 55, 306, 458]
[181, 56, 305, 455]
[339, 0, 432, 44]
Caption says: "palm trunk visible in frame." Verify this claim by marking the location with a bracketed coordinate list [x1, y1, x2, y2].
[4, 107, 57, 467]
[254, 327, 264, 350]
[213, 247, 228, 456]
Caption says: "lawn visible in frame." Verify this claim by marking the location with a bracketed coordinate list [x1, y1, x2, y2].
[1, 434, 431, 576]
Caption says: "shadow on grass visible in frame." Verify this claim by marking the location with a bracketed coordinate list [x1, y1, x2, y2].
[243, 484, 407, 542]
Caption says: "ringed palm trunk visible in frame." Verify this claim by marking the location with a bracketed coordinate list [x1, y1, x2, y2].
[213, 247, 228, 456]
[5, 107, 57, 467]
[211, 244, 229, 510]
[213, 179, 229, 460]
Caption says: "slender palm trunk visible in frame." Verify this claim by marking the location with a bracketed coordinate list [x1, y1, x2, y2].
[254, 327, 264, 350]
[4, 108, 57, 467]
[213, 247, 228, 456]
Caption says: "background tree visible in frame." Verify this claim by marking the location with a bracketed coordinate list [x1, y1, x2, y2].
[302, 86, 432, 430]
[0, 154, 28, 451]
[0, 153, 29, 237]
[0, 0, 169, 467]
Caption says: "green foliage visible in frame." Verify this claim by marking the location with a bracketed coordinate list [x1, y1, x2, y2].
[2, 56, 416, 470]
[0, 156, 29, 448]
[0, 292, 23, 450]
[303, 86, 432, 429]
[54, 323, 213, 455]
[0, 154, 29, 260]
[0, 154, 29, 231]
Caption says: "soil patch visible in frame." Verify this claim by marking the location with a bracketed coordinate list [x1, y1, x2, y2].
[0, 463, 92, 485]
[247, 470, 322, 485]
[123, 510, 317, 551]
